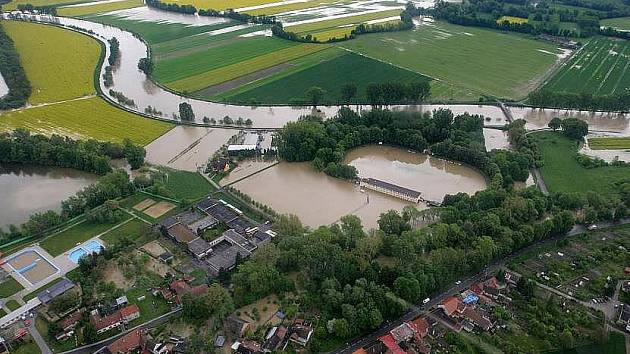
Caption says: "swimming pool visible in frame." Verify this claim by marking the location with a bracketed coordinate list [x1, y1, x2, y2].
[68, 240, 105, 264]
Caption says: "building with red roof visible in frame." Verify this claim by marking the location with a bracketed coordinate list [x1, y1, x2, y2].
[378, 334, 405, 354]
[410, 317, 429, 339]
[120, 304, 140, 322]
[106, 329, 147, 354]
[439, 296, 463, 317]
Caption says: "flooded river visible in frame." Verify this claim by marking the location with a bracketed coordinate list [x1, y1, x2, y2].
[511, 107, 630, 135]
[0, 164, 98, 228]
[231, 146, 487, 228]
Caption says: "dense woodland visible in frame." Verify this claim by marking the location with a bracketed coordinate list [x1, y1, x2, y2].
[0, 24, 31, 110]
[276, 108, 534, 185]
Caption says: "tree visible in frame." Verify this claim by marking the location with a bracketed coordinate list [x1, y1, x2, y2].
[394, 276, 421, 302]
[137, 57, 153, 75]
[122, 138, 146, 169]
[306, 86, 325, 108]
[331, 318, 350, 338]
[548, 117, 562, 131]
[559, 329, 575, 349]
[340, 83, 357, 104]
[178, 102, 195, 121]
[378, 210, 411, 236]
[366, 83, 383, 107]
[560, 118, 588, 140]
[83, 323, 98, 344]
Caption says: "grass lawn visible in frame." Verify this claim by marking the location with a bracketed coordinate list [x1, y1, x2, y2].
[125, 285, 171, 324]
[58, 0, 144, 17]
[0, 308, 5, 317]
[2, 21, 100, 104]
[340, 21, 563, 100]
[532, 131, 630, 195]
[23, 277, 65, 301]
[223, 52, 431, 104]
[588, 137, 630, 150]
[601, 17, 630, 31]
[0, 277, 24, 298]
[168, 43, 328, 92]
[100, 219, 150, 245]
[0, 97, 173, 146]
[40, 218, 131, 257]
[154, 37, 296, 84]
[11, 340, 41, 354]
[541, 37, 630, 95]
[5, 299, 21, 311]
[161, 168, 215, 200]
[83, 14, 233, 45]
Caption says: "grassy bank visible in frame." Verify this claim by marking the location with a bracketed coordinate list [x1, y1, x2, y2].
[588, 137, 630, 150]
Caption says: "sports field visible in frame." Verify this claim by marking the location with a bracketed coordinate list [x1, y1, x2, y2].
[588, 137, 630, 150]
[601, 17, 630, 31]
[221, 51, 431, 103]
[532, 131, 630, 195]
[3, 20, 100, 104]
[541, 37, 630, 95]
[0, 97, 172, 145]
[340, 21, 564, 100]
[58, 0, 144, 17]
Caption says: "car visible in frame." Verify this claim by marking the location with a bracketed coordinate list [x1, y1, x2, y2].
[455, 280, 462, 285]
[587, 224, 598, 231]
[23, 320, 30, 326]
[422, 298, 430, 304]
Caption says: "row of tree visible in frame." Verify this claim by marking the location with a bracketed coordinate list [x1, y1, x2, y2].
[528, 90, 630, 112]
[0, 24, 31, 110]
[300, 81, 430, 107]
[0, 129, 146, 174]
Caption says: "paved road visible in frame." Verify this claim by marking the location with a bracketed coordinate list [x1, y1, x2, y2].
[333, 218, 630, 354]
[28, 318, 52, 354]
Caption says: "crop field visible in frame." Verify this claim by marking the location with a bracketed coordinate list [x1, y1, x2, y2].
[222, 52, 431, 103]
[340, 21, 564, 100]
[58, 0, 144, 17]
[541, 37, 630, 95]
[0, 97, 173, 145]
[163, 0, 273, 10]
[601, 16, 630, 31]
[3, 0, 93, 11]
[243, 0, 341, 15]
[532, 131, 630, 195]
[154, 37, 296, 83]
[83, 13, 234, 44]
[3, 21, 100, 104]
[285, 9, 402, 42]
[168, 43, 329, 92]
[497, 16, 528, 24]
[588, 137, 630, 150]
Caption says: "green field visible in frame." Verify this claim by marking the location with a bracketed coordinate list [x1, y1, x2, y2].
[532, 131, 630, 195]
[0, 277, 24, 298]
[40, 218, 131, 257]
[0, 97, 173, 145]
[154, 37, 297, 84]
[222, 52, 431, 103]
[340, 21, 564, 100]
[3, 21, 100, 104]
[163, 0, 278, 10]
[161, 169, 215, 200]
[11, 340, 41, 354]
[3, 0, 92, 10]
[58, 0, 143, 17]
[5, 299, 21, 311]
[588, 137, 630, 150]
[100, 219, 149, 244]
[601, 16, 630, 31]
[542, 37, 630, 95]
[83, 14, 234, 45]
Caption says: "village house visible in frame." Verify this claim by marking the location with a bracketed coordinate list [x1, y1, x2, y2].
[232, 339, 263, 354]
[104, 329, 147, 354]
[263, 326, 287, 353]
[90, 304, 140, 334]
[289, 319, 314, 346]
[438, 296, 493, 332]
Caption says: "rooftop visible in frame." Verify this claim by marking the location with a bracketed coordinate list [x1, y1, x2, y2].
[187, 237, 212, 256]
[37, 278, 74, 304]
[361, 178, 421, 198]
[168, 224, 198, 244]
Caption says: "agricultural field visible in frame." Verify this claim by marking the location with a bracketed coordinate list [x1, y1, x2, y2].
[0, 97, 173, 145]
[532, 131, 630, 195]
[220, 51, 431, 104]
[588, 137, 630, 150]
[2, 0, 93, 11]
[601, 16, 630, 31]
[340, 21, 565, 100]
[58, 0, 144, 17]
[541, 37, 630, 96]
[497, 16, 528, 24]
[2, 20, 100, 104]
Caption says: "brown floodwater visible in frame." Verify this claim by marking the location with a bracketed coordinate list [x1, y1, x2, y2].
[0, 164, 98, 228]
[482, 128, 511, 151]
[231, 146, 487, 229]
[511, 107, 630, 135]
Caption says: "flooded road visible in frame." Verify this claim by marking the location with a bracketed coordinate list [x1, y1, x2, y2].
[0, 164, 98, 228]
[483, 128, 510, 151]
[231, 146, 487, 228]
[511, 107, 630, 135]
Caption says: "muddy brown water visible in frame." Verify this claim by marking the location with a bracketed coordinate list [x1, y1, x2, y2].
[0, 164, 98, 228]
[511, 107, 630, 135]
[231, 146, 487, 229]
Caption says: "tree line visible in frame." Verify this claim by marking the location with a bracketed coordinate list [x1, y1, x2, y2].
[0, 24, 31, 110]
[528, 89, 630, 112]
[0, 129, 146, 174]
[298, 81, 430, 107]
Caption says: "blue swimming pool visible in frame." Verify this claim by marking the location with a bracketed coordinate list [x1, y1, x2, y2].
[68, 240, 105, 264]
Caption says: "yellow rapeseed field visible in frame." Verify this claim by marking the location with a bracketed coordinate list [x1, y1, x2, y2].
[0, 97, 173, 145]
[496, 16, 528, 24]
[3, 21, 100, 104]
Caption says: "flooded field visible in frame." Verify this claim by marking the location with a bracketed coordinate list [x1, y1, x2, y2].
[145, 126, 236, 171]
[483, 128, 510, 151]
[511, 107, 630, 135]
[0, 164, 98, 227]
[219, 159, 278, 186]
[231, 146, 487, 228]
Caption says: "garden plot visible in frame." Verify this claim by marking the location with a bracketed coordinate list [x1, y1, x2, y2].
[143, 201, 177, 218]
[133, 198, 158, 211]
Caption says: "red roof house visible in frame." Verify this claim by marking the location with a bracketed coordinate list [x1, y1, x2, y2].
[378, 334, 405, 354]
[439, 297, 462, 317]
[410, 317, 429, 339]
[107, 329, 147, 354]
